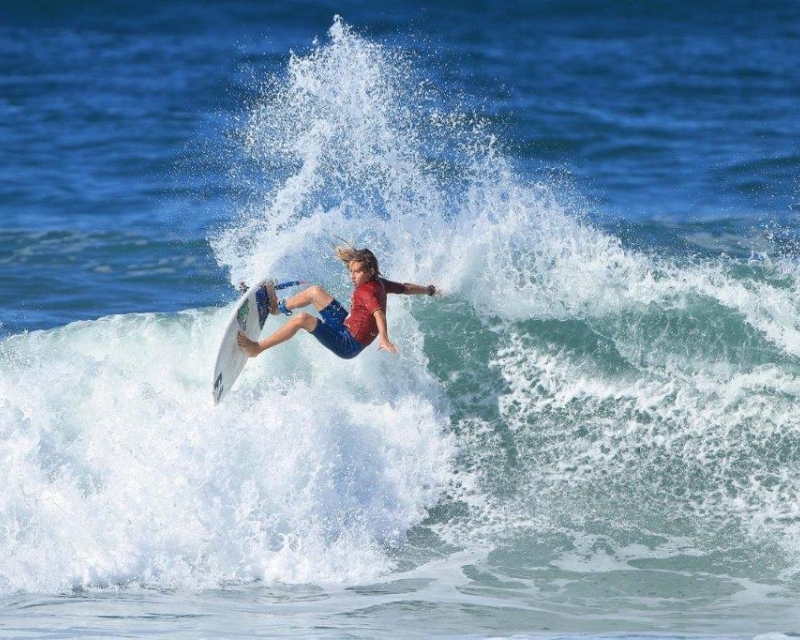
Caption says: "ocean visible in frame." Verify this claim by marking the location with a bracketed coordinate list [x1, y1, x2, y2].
[1, 1, 799, 637]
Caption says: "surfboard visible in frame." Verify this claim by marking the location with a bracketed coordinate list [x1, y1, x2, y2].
[212, 278, 302, 405]
[211, 278, 272, 405]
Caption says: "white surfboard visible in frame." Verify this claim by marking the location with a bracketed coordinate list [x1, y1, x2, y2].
[212, 278, 302, 405]
[212, 278, 272, 405]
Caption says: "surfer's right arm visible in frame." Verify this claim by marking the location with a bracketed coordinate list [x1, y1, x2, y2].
[400, 283, 439, 296]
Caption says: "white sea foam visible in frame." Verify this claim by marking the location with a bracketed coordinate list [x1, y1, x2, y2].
[475, 328, 800, 568]
[0, 310, 454, 592]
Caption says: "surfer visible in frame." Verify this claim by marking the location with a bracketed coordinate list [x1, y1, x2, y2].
[237, 246, 438, 359]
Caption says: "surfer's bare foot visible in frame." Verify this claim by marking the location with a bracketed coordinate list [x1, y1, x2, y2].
[237, 331, 264, 357]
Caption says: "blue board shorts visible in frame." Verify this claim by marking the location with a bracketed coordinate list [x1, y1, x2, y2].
[310, 299, 365, 359]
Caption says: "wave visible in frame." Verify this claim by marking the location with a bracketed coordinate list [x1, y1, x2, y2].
[2, 16, 800, 594]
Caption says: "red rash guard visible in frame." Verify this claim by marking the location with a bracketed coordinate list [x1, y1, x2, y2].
[344, 278, 405, 345]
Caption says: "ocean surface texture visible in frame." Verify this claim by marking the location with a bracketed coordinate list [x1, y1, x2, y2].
[2, 1, 799, 638]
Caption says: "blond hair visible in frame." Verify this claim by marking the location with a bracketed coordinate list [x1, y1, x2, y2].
[334, 244, 381, 277]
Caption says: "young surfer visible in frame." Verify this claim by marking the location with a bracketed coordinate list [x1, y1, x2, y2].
[237, 246, 438, 359]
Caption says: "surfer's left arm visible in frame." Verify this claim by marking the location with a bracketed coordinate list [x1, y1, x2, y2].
[373, 309, 399, 354]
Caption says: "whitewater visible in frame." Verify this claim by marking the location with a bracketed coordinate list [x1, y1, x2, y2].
[2, 14, 800, 638]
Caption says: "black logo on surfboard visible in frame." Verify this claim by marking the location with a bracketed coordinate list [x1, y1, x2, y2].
[213, 373, 224, 403]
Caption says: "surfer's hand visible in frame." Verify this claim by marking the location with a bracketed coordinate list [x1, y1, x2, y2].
[378, 338, 399, 354]
[237, 331, 263, 357]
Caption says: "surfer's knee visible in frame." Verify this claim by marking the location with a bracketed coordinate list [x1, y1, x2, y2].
[306, 284, 328, 300]
[292, 311, 317, 332]
[305, 284, 334, 309]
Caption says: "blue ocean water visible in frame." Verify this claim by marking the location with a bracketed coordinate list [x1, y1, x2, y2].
[2, 1, 800, 637]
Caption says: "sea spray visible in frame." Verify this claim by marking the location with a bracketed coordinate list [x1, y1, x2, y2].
[213, 16, 485, 291]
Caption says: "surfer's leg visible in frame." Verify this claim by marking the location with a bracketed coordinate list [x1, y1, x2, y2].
[281, 285, 334, 313]
[238, 312, 318, 357]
